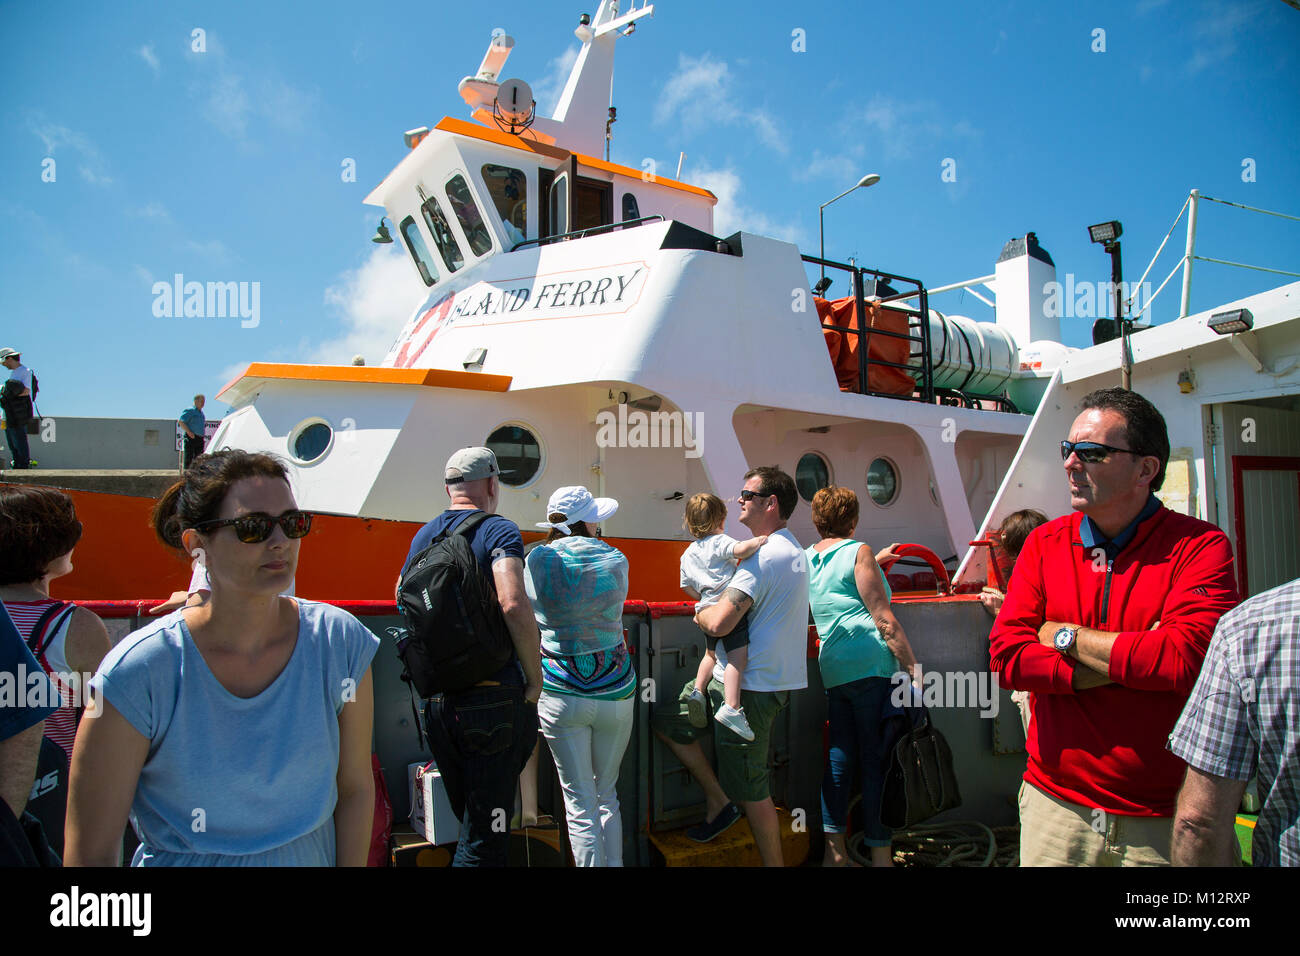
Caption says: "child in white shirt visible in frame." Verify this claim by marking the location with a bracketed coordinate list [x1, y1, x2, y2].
[679, 493, 767, 741]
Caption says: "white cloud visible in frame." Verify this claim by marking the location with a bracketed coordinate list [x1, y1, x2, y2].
[29, 119, 113, 185]
[316, 248, 428, 365]
[1185, 0, 1263, 74]
[188, 35, 317, 142]
[139, 44, 160, 75]
[535, 46, 579, 117]
[133, 202, 171, 220]
[689, 161, 803, 245]
[203, 72, 251, 139]
[860, 94, 979, 161]
[655, 53, 788, 154]
[185, 238, 235, 264]
[792, 147, 865, 185]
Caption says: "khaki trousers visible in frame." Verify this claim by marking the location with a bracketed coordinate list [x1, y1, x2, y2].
[1018, 782, 1172, 866]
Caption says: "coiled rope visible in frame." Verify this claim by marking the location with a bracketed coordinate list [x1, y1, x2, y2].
[843, 796, 1019, 866]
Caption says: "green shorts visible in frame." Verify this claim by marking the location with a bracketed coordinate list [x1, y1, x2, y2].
[652, 677, 789, 804]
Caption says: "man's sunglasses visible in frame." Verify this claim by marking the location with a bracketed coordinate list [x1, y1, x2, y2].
[194, 510, 313, 543]
[738, 489, 772, 501]
[1060, 440, 1140, 464]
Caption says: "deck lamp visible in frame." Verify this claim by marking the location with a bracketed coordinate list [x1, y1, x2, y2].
[371, 218, 393, 244]
[819, 174, 880, 283]
[1088, 219, 1129, 387]
[812, 277, 832, 297]
[1208, 309, 1254, 335]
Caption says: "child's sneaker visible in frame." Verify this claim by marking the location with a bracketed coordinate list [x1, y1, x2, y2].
[685, 687, 708, 728]
[715, 704, 755, 741]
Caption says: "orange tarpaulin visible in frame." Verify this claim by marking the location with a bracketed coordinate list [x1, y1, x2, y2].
[815, 296, 915, 395]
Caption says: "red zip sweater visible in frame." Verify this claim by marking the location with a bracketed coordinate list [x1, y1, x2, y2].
[988, 505, 1238, 816]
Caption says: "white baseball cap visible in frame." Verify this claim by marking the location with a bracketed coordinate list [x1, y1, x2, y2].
[536, 485, 618, 535]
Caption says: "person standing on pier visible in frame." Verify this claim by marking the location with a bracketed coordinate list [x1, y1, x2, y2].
[178, 395, 206, 470]
[0, 348, 34, 470]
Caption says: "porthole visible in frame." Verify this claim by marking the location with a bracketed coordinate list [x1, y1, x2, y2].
[795, 452, 832, 503]
[486, 423, 542, 487]
[866, 457, 899, 507]
[290, 419, 333, 464]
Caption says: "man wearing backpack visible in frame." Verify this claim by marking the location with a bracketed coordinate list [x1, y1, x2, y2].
[398, 446, 543, 866]
[0, 348, 34, 470]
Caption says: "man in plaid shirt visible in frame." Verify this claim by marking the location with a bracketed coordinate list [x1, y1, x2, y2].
[1169, 577, 1300, 867]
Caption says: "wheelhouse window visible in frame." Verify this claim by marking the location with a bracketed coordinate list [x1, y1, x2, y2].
[421, 195, 464, 272]
[550, 173, 569, 236]
[482, 164, 528, 247]
[399, 216, 437, 287]
[445, 174, 493, 257]
[622, 192, 640, 222]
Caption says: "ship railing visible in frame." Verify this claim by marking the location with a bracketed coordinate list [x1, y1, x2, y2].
[510, 215, 666, 252]
[1130, 189, 1300, 324]
[801, 253, 936, 404]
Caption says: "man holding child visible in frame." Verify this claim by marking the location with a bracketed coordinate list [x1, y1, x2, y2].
[653, 466, 809, 866]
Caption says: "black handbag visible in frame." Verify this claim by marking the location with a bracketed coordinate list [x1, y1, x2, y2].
[880, 704, 962, 829]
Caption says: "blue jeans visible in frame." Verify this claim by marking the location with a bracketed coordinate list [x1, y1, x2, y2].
[424, 684, 538, 867]
[5, 421, 30, 468]
[821, 676, 894, 847]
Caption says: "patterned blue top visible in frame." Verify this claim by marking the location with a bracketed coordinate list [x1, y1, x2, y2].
[526, 537, 634, 700]
[1168, 577, 1300, 867]
[90, 600, 378, 866]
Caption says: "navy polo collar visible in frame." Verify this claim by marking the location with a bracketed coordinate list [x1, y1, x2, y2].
[1080, 493, 1162, 560]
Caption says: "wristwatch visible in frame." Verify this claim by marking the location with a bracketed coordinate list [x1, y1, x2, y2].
[1053, 626, 1078, 654]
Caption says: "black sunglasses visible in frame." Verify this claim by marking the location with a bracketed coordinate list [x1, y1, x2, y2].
[1060, 440, 1140, 464]
[194, 510, 313, 543]
[738, 489, 772, 501]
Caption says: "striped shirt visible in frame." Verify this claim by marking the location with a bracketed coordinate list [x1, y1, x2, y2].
[1168, 578, 1300, 867]
[6, 599, 81, 760]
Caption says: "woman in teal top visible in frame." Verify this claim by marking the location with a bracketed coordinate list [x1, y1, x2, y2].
[525, 486, 634, 866]
[807, 487, 920, 867]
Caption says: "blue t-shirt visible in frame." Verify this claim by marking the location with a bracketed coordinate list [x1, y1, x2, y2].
[0, 601, 57, 741]
[178, 407, 205, 436]
[89, 599, 378, 866]
[402, 509, 525, 684]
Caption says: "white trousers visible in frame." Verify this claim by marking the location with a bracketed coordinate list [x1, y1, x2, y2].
[537, 692, 635, 867]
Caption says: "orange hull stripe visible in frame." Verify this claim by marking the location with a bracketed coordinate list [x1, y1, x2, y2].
[57, 489, 690, 603]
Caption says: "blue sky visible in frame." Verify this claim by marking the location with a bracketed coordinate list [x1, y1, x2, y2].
[2, 0, 1297, 420]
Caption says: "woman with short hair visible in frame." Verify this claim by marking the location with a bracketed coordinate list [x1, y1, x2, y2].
[525, 486, 634, 866]
[807, 486, 920, 867]
[65, 450, 377, 866]
[0, 485, 112, 857]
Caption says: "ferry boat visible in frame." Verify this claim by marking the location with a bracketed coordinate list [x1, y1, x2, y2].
[16, 0, 1298, 866]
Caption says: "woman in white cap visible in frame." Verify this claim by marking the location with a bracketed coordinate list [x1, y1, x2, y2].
[524, 486, 634, 866]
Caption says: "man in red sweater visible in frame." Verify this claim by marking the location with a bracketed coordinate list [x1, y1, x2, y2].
[989, 388, 1237, 865]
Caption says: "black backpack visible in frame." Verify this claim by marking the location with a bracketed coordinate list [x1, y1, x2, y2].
[393, 511, 514, 700]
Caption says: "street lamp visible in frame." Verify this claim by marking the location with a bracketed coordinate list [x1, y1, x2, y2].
[1088, 219, 1130, 388]
[819, 174, 880, 284]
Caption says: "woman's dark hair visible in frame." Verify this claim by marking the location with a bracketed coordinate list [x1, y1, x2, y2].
[544, 513, 595, 544]
[0, 485, 84, 584]
[998, 509, 1049, 560]
[151, 450, 291, 551]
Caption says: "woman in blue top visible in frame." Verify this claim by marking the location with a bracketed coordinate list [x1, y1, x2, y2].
[525, 486, 634, 866]
[65, 450, 378, 866]
[807, 486, 920, 867]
